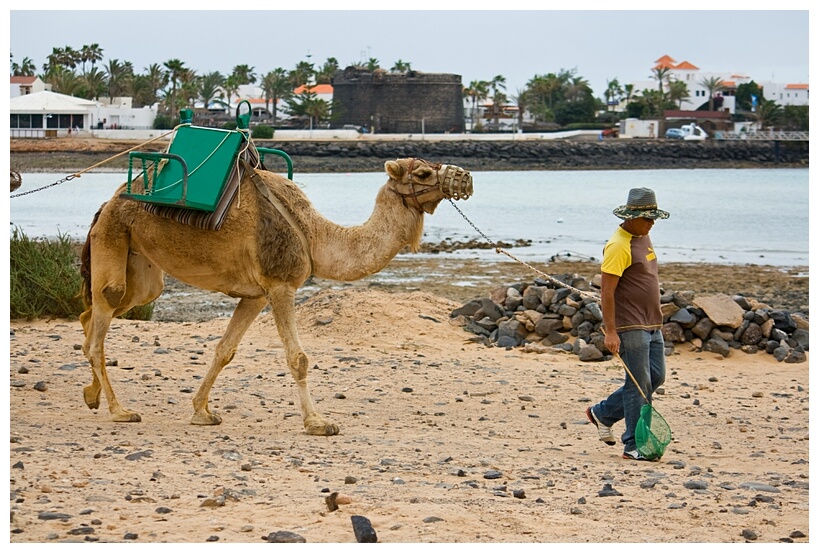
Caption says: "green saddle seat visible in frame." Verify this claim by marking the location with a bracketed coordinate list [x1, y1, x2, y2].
[123, 125, 245, 212]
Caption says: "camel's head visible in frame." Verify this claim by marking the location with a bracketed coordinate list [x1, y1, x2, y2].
[385, 158, 473, 214]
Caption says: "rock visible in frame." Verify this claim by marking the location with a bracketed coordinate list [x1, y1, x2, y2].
[769, 311, 797, 333]
[791, 328, 809, 350]
[351, 515, 378, 543]
[598, 483, 622, 497]
[703, 336, 731, 357]
[690, 317, 715, 340]
[693, 294, 746, 328]
[662, 322, 686, 343]
[669, 308, 698, 329]
[578, 344, 604, 362]
[784, 348, 807, 363]
[265, 530, 306, 543]
[740, 322, 764, 345]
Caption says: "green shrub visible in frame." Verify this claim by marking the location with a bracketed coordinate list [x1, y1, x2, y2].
[10, 228, 85, 320]
[153, 114, 176, 130]
[251, 125, 274, 139]
[9, 228, 154, 321]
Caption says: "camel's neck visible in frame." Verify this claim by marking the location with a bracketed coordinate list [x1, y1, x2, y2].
[308, 185, 424, 282]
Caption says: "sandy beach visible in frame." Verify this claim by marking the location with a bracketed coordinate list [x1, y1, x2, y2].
[8, 263, 810, 543]
[8, 141, 810, 543]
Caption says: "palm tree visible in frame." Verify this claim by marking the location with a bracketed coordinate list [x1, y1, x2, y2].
[511, 88, 529, 130]
[565, 75, 591, 103]
[391, 59, 412, 72]
[231, 64, 257, 85]
[289, 60, 315, 88]
[315, 57, 339, 84]
[62, 46, 81, 70]
[260, 68, 292, 125]
[623, 83, 635, 107]
[651, 66, 671, 94]
[637, 89, 669, 118]
[221, 74, 241, 111]
[79, 66, 108, 100]
[163, 58, 188, 115]
[754, 99, 782, 130]
[130, 74, 155, 108]
[365, 58, 380, 71]
[11, 56, 36, 76]
[143, 63, 168, 107]
[105, 58, 131, 99]
[604, 78, 623, 111]
[463, 80, 489, 130]
[45, 47, 71, 74]
[699, 76, 725, 111]
[198, 71, 225, 110]
[47, 66, 83, 96]
[178, 69, 199, 109]
[667, 80, 690, 109]
[79, 43, 104, 73]
[487, 75, 507, 125]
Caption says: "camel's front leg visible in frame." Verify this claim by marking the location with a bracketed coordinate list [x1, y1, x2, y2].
[191, 297, 268, 425]
[80, 304, 142, 422]
[267, 287, 339, 436]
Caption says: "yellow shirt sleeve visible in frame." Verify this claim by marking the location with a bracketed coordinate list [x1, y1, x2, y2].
[600, 227, 632, 277]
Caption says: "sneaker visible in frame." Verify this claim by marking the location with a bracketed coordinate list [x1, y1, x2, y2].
[586, 406, 616, 446]
[622, 450, 659, 462]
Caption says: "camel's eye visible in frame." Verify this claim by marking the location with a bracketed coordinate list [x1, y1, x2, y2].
[413, 168, 432, 180]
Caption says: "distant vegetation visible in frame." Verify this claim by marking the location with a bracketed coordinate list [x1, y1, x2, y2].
[9, 228, 153, 321]
[9, 44, 808, 132]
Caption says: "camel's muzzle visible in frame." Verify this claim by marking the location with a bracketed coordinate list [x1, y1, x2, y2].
[440, 165, 473, 201]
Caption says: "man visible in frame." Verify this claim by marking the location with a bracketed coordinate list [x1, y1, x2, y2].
[586, 187, 669, 461]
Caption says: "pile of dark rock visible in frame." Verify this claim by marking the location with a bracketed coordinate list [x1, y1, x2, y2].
[450, 273, 809, 363]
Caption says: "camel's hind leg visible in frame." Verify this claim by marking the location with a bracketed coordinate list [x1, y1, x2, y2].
[81, 244, 163, 422]
[191, 297, 268, 425]
[266, 286, 340, 436]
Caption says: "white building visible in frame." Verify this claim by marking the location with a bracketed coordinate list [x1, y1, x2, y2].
[9, 90, 157, 137]
[10, 75, 49, 97]
[623, 54, 808, 114]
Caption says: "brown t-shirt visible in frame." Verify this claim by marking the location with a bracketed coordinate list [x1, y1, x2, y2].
[601, 226, 662, 332]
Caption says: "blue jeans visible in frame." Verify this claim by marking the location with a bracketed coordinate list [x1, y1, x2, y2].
[593, 329, 666, 452]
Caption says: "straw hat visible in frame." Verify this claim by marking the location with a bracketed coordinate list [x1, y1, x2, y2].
[613, 188, 670, 220]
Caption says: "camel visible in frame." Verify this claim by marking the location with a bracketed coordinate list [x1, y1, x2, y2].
[11, 169, 22, 192]
[79, 158, 473, 435]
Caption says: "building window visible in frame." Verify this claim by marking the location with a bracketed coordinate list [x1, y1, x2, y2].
[10, 113, 43, 128]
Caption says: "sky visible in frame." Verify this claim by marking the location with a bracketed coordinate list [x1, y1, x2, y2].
[7, 2, 812, 100]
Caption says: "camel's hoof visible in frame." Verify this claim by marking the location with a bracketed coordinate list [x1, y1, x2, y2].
[191, 411, 223, 426]
[83, 385, 101, 410]
[305, 422, 340, 436]
[112, 412, 142, 423]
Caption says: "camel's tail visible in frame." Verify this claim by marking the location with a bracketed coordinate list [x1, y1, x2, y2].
[80, 203, 106, 308]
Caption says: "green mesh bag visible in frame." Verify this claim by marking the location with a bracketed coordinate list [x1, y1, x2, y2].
[635, 403, 672, 460]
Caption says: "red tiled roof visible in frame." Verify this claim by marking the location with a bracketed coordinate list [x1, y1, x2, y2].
[654, 55, 677, 65]
[673, 61, 699, 70]
[722, 81, 736, 88]
[10, 76, 37, 84]
[785, 83, 809, 90]
[293, 83, 333, 94]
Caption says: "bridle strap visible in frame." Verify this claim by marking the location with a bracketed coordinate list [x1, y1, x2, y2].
[240, 158, 314, 276]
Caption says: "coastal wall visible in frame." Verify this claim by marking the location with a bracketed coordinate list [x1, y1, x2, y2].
[252, 138, 809, 172]
[9, 136, 808, 173]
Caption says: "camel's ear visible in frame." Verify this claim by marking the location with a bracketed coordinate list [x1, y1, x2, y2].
[385, 160, 404, 181]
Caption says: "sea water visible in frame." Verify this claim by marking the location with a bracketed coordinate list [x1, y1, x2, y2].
[8, 168, 809, 267]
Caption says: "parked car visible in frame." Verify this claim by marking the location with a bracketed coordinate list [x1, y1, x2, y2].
[665, 128, 686, 139]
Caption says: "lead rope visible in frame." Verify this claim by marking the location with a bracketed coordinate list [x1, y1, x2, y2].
[446, 198, 600, 300]
[10, 129, 177, 198]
